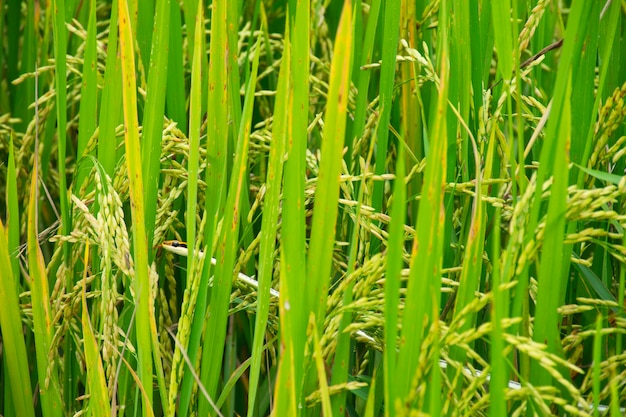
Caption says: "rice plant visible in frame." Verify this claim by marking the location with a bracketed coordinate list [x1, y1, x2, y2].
[0, 0, 625, 416]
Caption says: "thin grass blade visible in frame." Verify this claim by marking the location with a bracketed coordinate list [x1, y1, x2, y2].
[276, 1, 310, 411]
[98, 0, 122, 176]
[81, 243, 111, 417]
[0, 219, 35, 417]
[118, 0, 154, 410]
[395, 0, 449, 407]
[310, 314, 332, 417]
[28, 164, 63, 417]
[6, 133, 20, 283]
[198, 2, 258, 409]
[530, 74, 572, 389]
[384, 134, 406, 416]
[247, 34, 285, 417]
[75, 0, 98, 189]
[306, 0, 353, 335]
[174, 3, 209, 415]
[141, 0, 171, 258]
[371, 0, 401, 253]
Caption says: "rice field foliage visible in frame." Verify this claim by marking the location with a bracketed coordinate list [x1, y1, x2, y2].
[1, 0, 626, 416]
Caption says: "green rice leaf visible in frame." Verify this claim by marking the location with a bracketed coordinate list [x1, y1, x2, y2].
[0, 220, 35, 417]
[306, 0, 353, 335]
[28, 162, 63, 417]
[118, 0, 154, 410]
[81, 244, 112, 417]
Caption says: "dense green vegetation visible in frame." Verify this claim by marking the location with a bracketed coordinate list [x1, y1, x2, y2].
[0, 0, 625, 416]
